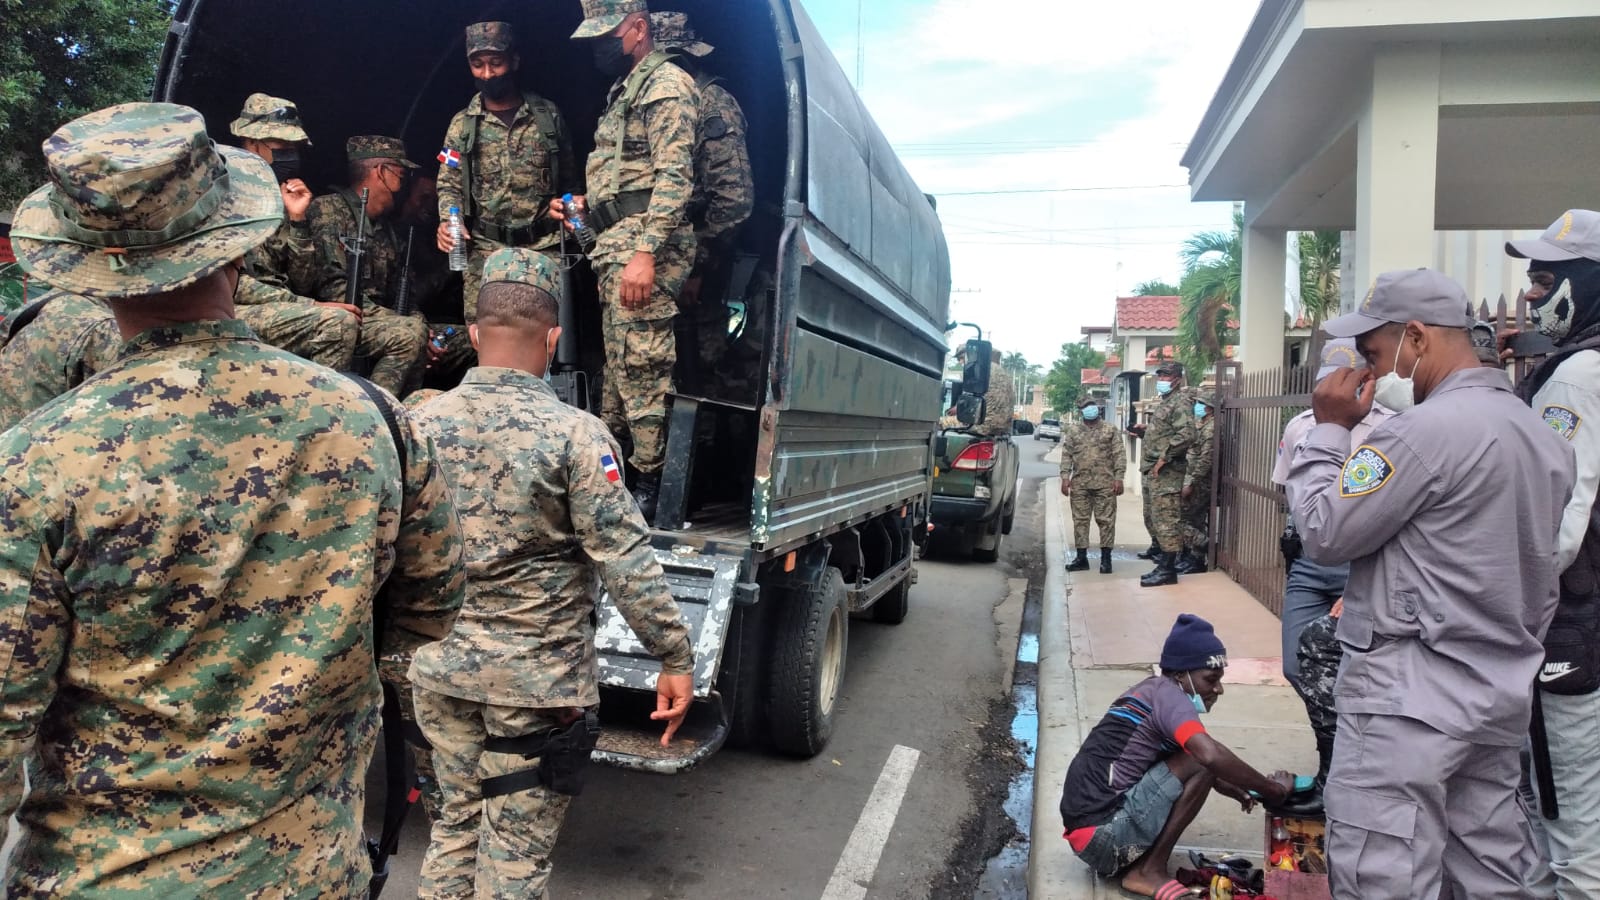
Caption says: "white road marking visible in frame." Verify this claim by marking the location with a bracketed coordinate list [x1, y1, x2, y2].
[820, 744, 922, 900]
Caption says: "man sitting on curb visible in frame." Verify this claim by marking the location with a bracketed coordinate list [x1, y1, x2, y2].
[1060, 614, 1292, 899]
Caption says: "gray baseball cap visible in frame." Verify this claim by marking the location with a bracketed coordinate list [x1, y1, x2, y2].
[1506, 209, 1600, 263]
[1321, 268, 1472, 338]
[1315, 338, 1365, 381]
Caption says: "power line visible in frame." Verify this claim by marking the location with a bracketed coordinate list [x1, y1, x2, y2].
[932, 184, 1192, 197]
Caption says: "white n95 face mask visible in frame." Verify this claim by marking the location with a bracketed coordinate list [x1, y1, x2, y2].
[1373, 339, 1420, 412]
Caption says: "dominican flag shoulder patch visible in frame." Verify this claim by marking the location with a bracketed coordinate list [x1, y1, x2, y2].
[437, 147, 461, 168]
[601, 452, 622, 483]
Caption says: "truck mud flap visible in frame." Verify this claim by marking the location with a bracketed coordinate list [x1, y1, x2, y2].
[592, 548, 742, 773]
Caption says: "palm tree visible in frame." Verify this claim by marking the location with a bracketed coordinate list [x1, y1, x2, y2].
[1132, 279, 1180, 297]
[1176, 210, 1242, 378]
[1298, 230, 1342, 331]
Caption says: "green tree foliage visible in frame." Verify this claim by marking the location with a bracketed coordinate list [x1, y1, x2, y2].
[1043, 342, 1107, 413]
[1176, 210, 1242, 378]
[1132, 279, 1180, 297]
[1, 0, 171, 209]
[1298, 230, 1342, 330]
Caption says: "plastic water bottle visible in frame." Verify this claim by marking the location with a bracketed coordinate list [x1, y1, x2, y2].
[447, 207, 467, 272]
[431, 326, 456, 351]
[563, 193, 597, 251]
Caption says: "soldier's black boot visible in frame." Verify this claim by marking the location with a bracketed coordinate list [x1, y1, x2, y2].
[1099, 548, 1113, 574]
[1066, 548, 1090, 572]
[1136, 542, 1159, 560]
[633, 473, 661, 525]
[1175, 551, 1209, 575]
[1140, 552, 1178, 587]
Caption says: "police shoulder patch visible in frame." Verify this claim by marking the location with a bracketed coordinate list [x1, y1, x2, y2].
[1543, 405, 1581, 441]
[1340, 445, 1393, 498]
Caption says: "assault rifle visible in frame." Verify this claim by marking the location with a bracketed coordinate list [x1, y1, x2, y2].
[342, 188, 370, 309]
[393, 226, 416, 317]
[548, 226, 591, 412]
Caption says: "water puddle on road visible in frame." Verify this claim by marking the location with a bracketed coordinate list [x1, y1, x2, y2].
[974, 572, 1042, 898]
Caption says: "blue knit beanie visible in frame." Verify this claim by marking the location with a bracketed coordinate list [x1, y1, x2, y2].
[1161, 614, 1228, 671]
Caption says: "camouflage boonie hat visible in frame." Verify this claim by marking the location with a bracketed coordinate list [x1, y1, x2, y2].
[346, 136, 419, 169]
[650, 11, 713, 56]
[10, 103, 282, 300]
[229, 93, 311, 144]
[482, 247, 561, 295]
[466, 21, 515, 56]
[572, 0, 649, 39]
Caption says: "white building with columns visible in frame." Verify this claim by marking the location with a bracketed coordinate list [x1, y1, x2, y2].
[1182, 0, 1600, 374]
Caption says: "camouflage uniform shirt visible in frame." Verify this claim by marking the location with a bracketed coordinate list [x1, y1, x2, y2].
[1061, 418, 1126, 490]
[308, 188, 404, 309]
[0, 290, 120, 432]
[0, 320, 465, 895]
[1184, 416, 1216, 490]
[411, 367, 692, 708]
[436, 92, 578, 246]
[1140, 388, 1198, 476]
[585, 54, 700, 318]
[976, 360, 1016, 436]
[243, 216, 320, 299]
[690, 78, 754, 269]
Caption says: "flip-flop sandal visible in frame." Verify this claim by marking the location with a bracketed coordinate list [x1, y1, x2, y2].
[1151, 880, 1205, 900]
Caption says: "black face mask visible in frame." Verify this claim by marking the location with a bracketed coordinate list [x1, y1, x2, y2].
[592, 36, 633, 76]
[268, 148, 301, 183]
[475, 73, 517, 101]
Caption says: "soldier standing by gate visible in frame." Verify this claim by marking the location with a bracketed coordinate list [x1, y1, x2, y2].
[1178, 393, 1216, 575]
[557, 0, 701, 523]
[1061, 396, 1125, 574]
[1137, 361, 1197, 587]
[435, 22, 578, 324]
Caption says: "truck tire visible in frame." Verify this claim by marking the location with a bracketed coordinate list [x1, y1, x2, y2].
[871, 574, 910, 625]
[767, 567, 849, 757]
[717, 601, 769, 750]
[973, 516, 1004, 563]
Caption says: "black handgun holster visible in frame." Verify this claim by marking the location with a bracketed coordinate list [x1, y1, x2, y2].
[480, 710, 602, 799]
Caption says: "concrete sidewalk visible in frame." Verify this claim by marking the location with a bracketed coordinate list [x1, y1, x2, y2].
[1027, 464, 1317, 898]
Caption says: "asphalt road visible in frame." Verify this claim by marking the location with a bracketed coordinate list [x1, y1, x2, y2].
[370, 439, 1055, 899]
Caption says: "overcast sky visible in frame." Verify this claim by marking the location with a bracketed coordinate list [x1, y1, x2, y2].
[802, 0, 1261, 368]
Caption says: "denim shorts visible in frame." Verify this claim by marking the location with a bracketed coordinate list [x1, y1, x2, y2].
[1074, 762, 1184, 877]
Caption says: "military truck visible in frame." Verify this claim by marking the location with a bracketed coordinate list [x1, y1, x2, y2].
[155, 0, 955, 769]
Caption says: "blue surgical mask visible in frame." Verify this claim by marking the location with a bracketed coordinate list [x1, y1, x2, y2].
[1156, 380, 1174, 396]
[1081, 406, 1100, 421]
[1194, 403, 1207, 418]
[1185, 673, 1207, 715]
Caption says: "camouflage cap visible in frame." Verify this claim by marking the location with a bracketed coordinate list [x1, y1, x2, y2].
[572, 0, 649, 39]
[1156, 361, 1185, 377]
[10, 102, 282, 300]
[346, 136, 419, 169]
[649, 11, 713, 56]
[229, 93, 311, 144]
[466, 21, 515, 57]
[482, 247, 561, 295]
[1195, 393, 1217, 408]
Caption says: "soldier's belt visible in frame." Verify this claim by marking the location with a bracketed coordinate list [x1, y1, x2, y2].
[472, 218, 557, 246]
[588, 190, 653, 233]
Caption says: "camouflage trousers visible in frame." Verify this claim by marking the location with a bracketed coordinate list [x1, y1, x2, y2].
[235, 277, 359, 371]
[1070, 488, 1117, 549]
[414, 689, 574, 900]
[1182, 486, 1212, 550]
[1142, 487, 1155, 543]
[358, 304, 428, 398]
[426, 322, 476, 386]
[377, 654, 441, 822]
[1294, 613, 1340, 746]
[1143, 468, 1186, 553]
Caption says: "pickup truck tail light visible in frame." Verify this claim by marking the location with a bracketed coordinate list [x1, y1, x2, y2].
[952, 440, 997, 471]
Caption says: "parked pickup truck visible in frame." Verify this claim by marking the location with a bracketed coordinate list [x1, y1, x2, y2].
[930, 344, 1019, 562]
[1036, 417, 1062, 442]
[158, 0, 949, 770]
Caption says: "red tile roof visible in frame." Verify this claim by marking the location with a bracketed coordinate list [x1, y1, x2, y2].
[1115, 296, 1181, 330]
[1081, 368, 1109, 386]
[1103, 354, 1122, 368]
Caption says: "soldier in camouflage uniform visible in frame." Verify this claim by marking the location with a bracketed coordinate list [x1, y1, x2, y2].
[1, 102, 465, 896]
[1060, 396, 1125, 574]
[0, 290, 120, 431]
[309, 136, 430, 396]
[976, 357, 1016, 436]
[410, 248, 694, 899]
[436, 22, 578, 323]
[230, 93, 361, 370]
[1177, 393, 1216, 575]
[650, 11, 755, 395]
[560, 0, 700, 522]
[1136, 361, 1197, 587]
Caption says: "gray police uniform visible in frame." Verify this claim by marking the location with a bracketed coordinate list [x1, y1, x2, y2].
[1287, 365, 1574, 899]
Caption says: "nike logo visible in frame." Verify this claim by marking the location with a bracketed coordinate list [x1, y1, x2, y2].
[1541, 662, 1578, 683]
